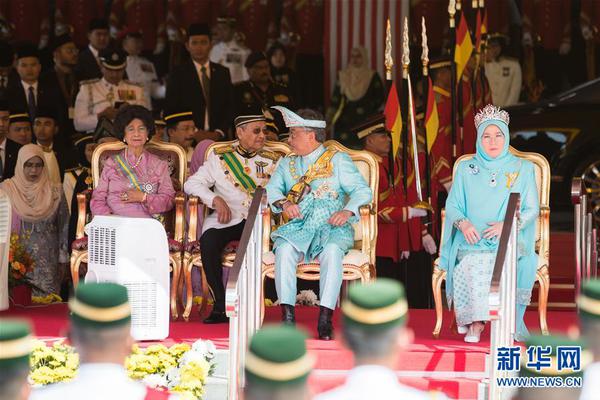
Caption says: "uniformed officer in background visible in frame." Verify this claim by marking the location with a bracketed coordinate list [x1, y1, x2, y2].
[210, 17, 250, 85]
[485, 33, 522, 108]
[234, 51, 293, 117]
[122, 30, 166, 110]
[74, 47, 149, 134]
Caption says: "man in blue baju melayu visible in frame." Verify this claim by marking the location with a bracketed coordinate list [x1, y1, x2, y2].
[266, 107, 372, 340]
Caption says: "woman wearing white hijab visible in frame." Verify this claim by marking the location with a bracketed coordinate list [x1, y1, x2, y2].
[1, 144, 69, 299]
[326, 47, 385, 149]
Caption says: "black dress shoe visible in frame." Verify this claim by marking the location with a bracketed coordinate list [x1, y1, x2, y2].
[281, 304, 296, 325]
[317, 306, 334, 340]
[203, 310, 229, 324]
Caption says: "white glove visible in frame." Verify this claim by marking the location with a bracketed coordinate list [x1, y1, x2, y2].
[408, 207, 428, 219]
[167, 26, 180, 42]
[422, 233, 438, 255]
[400, 251, 410, 260]
[38, 34, 48, 49]
[110, 25, 119, 39]
[154, 38, 166, 55]
[559, 41, 571, 55]
[443, 181, 452, 192]
[522, 32, 533, 47]
[582, 25, 594, 40]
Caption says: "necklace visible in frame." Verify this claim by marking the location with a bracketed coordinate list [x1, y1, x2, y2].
[125, 148, 143, 169]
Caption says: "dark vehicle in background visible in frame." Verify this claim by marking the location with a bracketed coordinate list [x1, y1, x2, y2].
[506, 78, 600, 223]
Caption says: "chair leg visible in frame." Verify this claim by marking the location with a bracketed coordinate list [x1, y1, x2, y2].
[70, 250, 87, 288]
[170, 253, 181, 320]
[197, 265, 210, 320]
[432, 267, 446, 338]
[537, 266, 550, 336]
[260, 270, 267, 325]
[182, 255, 194, 321]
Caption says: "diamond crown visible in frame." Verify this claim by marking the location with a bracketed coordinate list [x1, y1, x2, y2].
[474, 104, 510, 130]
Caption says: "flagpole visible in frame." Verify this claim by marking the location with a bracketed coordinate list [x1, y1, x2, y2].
[384, 18, 395, 188]
[456, 0, 465, 157]
[404, 18, 432, 212]
[421, 17, 432, 207]
[401, 19, 410, 193]
[448, 0, 458, 161]
[479, 0, 489, 105]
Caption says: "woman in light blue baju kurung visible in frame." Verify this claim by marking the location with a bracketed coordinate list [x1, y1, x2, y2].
[439, 107, 539, 342]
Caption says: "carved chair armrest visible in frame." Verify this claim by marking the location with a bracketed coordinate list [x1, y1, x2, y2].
[173, 191, 186, 243]
[262, 206, 272, 253]
[537, 206, 551, 270]
[359, 204, 373, 262]
[186, 195, 199, 245]
[75, 190, 91, 240]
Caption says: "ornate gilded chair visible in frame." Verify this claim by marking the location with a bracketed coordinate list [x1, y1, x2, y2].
[70, 141, 187, 319]
[181, 140, 292, 321]
[432, 146, 551, 337]
[260, 140, 379, 320]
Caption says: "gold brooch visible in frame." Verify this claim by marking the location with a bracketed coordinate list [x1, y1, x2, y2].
[505, 171, 519, 189]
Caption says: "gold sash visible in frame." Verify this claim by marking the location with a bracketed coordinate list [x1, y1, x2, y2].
[286, 148, 337, 204]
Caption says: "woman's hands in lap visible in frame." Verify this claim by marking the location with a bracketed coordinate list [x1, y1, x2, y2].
[482, 222, 503, 240]
[460, 220, 481, 245]
[122, 189, 145, 203]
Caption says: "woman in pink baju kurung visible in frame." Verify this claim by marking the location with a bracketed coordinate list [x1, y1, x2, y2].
[90, 105, 175, 218]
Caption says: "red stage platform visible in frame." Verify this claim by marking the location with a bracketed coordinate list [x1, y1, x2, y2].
[1, 303, 578, 399]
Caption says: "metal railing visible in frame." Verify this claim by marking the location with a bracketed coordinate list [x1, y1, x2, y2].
[225, 188, 266, 400]
[572, 178, 598, 297]
[484, 193, 520, 400]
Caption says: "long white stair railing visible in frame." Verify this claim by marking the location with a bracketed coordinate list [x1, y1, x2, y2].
[225, 188, 266, 400]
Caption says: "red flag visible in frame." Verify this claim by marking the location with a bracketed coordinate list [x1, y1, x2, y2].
[475, 9, 482, 52]
[384, 82, 402, 158]
[454, 12, 474, 80]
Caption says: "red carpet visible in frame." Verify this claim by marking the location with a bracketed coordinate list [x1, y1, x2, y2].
[1, 303, 578, 399]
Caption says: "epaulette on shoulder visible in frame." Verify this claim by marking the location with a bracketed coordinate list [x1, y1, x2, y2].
[124, 80, 143, 88]
[258, 149, 282, 161]
[79, 78, 99, 86]
[213, 145, 235, 155]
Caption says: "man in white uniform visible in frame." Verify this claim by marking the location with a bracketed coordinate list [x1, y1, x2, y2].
[209, 17, 250, 84]
[122, 31, 166, 109]
[316, 279, 446, 400]
[184, 114, 280, 323]
[74, 47, 149, 134]
[30, 282, 178, 400]
[485, 33, 522, 107]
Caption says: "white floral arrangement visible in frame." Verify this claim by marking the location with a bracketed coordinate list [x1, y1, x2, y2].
[28, 339, 216, 400]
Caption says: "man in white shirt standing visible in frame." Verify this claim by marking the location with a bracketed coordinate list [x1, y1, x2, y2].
[210, 17, 250, 85]
[74, 47, 149, 134]
[122, 30, 166, 110]
[184, 114, 280, 323]
[315, 279, 446, 400]
[485, 33, 522, 107]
